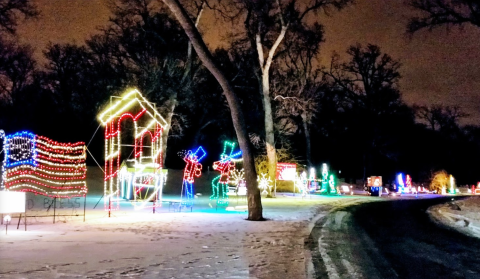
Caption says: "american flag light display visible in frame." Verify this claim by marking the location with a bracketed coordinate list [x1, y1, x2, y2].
[0, 131, 87, 198]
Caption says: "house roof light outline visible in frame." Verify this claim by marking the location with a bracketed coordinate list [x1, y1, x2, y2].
[98, 88, 168, 129]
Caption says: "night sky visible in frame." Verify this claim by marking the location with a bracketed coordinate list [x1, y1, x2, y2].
[16, 0, 480, 126]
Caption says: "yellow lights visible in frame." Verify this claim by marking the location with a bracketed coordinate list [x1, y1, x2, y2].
[98, 89, 138, 123]
[98, 89, 168, 128]
[137, 120, 157, 138]
[99, 88, 167, 212]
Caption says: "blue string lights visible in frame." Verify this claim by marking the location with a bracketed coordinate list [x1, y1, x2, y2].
[210, 141, 242, 205]
[1, 130, 87, 198]
[181, 146, 206, 206]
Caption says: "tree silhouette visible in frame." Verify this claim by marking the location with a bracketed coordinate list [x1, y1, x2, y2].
[407, 0, 480, 33]
[0, 0, 38, 35]
[325, 44, 412, 180]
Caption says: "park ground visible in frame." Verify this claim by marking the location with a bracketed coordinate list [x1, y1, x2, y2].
[0, 167, 479, 278]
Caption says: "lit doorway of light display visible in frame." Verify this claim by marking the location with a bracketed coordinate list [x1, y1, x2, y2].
[98, 89, 167, 212]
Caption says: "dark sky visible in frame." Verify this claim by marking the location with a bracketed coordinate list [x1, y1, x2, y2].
[17, 0, 480, 126]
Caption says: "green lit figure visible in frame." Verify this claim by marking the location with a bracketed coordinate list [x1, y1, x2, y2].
[329, 174, 337, 194]
[210, 141, 242, 205]
[319, 163, 329, 193]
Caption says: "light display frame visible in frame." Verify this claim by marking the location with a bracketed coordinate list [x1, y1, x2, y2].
[98, 89, 168, 212]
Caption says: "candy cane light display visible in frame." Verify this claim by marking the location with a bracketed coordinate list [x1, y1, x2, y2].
[98, 89, 167, 211]
[1, 130, 87, 198]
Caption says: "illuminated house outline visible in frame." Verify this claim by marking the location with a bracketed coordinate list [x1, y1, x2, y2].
[98, 89, 168, 211]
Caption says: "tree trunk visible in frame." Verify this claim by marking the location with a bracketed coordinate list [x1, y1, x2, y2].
[161, 97, 176, 167]
[162, 0, 263, 220]
[184, 1, 205, 81]
[301, 112, 312, 167]
[262, 72, 276, 196]
[255, 25, 287, 197]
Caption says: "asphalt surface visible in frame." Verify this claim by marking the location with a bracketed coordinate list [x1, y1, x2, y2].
[308, 196, 480, 279]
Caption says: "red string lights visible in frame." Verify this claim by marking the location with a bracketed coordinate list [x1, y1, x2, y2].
[98, 89, 168, 211]
[1, 131, 87, 198]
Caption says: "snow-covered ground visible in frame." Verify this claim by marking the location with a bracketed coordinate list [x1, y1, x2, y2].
[427, 196, 480, 239]
[0, 189, 380, 279]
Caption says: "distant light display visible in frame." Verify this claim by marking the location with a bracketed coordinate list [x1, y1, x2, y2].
[276, 163, 296, 181]
[406, 174, 412, 188]
[308, 168, 318, 192]
[450, 175, 455, 194]
[296, 171, 308, 196]
[397, 174, 405, 188]
[257, 173, 273, 195]
[320, 163, 329, 193]
[230, 168, 245, 186]
[329, 174, 336, 193]
[1, 130, 87, 198]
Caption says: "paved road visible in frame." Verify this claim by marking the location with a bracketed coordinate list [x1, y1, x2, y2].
[308, 196, 480, 279]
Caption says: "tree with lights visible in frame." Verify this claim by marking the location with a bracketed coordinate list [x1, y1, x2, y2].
[430, 170, 449, 194]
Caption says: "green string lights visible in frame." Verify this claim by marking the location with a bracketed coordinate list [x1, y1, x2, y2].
[210, 141, 242, 205]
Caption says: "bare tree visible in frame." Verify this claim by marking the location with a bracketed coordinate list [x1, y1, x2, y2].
[325, 44, 406, 180]
[214, 0, 352, 193]
[91, 0, 196, 165]
[0, 0, 38, 35]
[0, 40, 35, 105]
[162, 0, 263, 220]
[407, 0, 480, 33]
[0, 0, 37, 105]
[414, 104, 468, 131]
[273, 25, 324, 167]
[180, 0, 207, 79]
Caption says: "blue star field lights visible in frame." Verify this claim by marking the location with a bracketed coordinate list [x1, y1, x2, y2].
[1, 130, 87, 198]
[4, 131, 37, 168]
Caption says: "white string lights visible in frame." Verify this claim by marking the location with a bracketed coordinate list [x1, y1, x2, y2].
[1, 131, 87, 198]
[98, 89, 168, 211]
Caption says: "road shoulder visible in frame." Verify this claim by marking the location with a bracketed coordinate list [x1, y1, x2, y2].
[427, 196, 480, 239]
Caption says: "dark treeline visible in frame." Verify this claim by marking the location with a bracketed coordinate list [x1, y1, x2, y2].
[1, 0, 479, 185]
